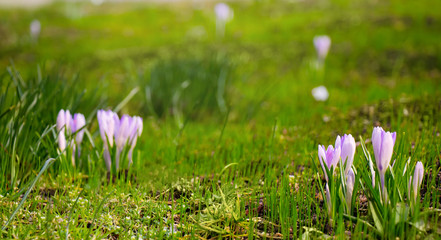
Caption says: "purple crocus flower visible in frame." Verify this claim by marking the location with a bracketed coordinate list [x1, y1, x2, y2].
[313, 35, 331, 62]
[318, 144, 341, 181]
[72, 114, 86, 144]
[56, 110, 86, 165]
[97, 110, 119, 171]
[372, 126, 396, 191]
[127, 116, 143, 164]
[57, 109, 72, 152]
[408, 161, 424, 203]
[114, 114, 142, 169]
[71, 113, 86, 158]
[335, 134, 356, 174]
[97, 110, 118, 147]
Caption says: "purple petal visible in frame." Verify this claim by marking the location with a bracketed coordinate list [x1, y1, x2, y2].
[372, 127, 383, 171]
[335, 135, 342, 150]
[57, 109, 66, 131]
[379, 132, 394, 174]
[391, 132, 397, 146]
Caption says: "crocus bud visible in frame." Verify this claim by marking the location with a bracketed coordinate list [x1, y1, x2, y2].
[97, 110, 118, 147]
[336, 134, 356, 174]
[115, 115, 131, 151]
[56, 110, 66, 151]
[58, 132, 66, 152]
[57, 109, 72, 132]
[372, 127, 396, 190]
[313, 35, 331, 61]
[57, 109, 72, 151]
[57, 110, 66, 132]
[97, 109, 118, 171]
[128, 116, 143, 145]
[56, 109, 87, 166]
[346, 169, 355, 211]
[318, 144, 341, 181]
[72, 113, 86, 144]
[408, 161, 424, 203]
[128, 116, 143, 164]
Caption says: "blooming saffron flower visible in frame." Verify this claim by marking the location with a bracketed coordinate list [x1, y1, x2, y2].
[408, 161, 424, 203]
[313, 35, 331, 62]
[318, 144, 341, 181]
[97, 110, 143, 172]
[335, 134, 356, 174]
[372, 127, 396, 191]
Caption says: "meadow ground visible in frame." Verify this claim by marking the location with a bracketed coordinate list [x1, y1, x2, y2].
[0, 0, 441, 238]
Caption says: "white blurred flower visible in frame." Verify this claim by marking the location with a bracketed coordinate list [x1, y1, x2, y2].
[30, 19, 41, 40]
[311, 85, 329, 101]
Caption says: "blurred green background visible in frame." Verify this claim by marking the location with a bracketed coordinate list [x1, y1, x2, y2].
[1, 0, 440, 123]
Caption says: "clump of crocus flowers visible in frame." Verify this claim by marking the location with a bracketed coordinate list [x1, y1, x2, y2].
[318, 133, 355, 216]
[56, 109, 86, 166]
[97, 110, 143, 173]
[56, 109, 143, 174]
[317, 126, 425, 220]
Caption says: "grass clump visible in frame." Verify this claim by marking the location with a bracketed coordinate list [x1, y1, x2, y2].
[144, 55, 232, 122]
